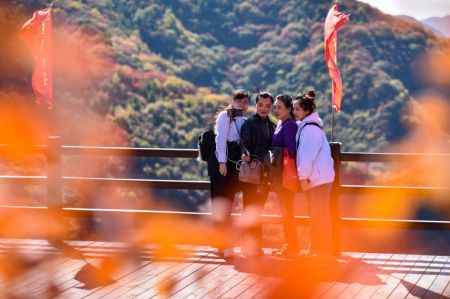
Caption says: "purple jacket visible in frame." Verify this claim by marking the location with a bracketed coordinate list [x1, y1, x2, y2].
[272, 118, 298, 158]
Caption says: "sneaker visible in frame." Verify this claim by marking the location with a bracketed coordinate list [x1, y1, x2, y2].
[306, 253, 335, 264]
[213, 247, 234, 259]
[240, 248, 264, 258]
[270, 245, 299, 259]
[213, 248, 224, 257]
[223, 248, 234, 259]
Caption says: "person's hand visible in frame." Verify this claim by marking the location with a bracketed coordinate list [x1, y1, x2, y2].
[300, 179, 309, 191]
[219, 163, 227, 176]
[241, 153, 250, 162]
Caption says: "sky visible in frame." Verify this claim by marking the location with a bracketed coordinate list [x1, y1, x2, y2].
[357, 0, 450, 20]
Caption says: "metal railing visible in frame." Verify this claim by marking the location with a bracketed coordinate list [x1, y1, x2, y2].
[0, 136, 449, 253]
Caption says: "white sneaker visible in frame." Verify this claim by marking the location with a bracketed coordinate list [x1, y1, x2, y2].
[223, 248, 234, 258]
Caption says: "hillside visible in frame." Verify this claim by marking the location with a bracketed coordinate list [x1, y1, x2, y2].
[422, 15, 450, 37]
[1, 0, 448, 211]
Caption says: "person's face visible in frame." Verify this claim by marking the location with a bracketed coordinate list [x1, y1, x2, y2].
[293, 101, 309, 121]
[273, 99, 291, 121]
[256, 97, 272, 118]
[233, 97, 250, 113]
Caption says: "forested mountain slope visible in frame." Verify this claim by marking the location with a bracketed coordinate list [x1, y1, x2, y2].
[1, 0, 447, 210]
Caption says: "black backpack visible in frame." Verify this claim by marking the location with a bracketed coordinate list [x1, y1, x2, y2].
[197, 127, 216, 162]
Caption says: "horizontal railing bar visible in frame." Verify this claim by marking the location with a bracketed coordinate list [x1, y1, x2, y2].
[0, 205, 303, 224]
[62, 177, 211, 190]
[1, 206, 448, 229]
[341, 217, 450, 230]
[341, 152, 450, 162]
[61, 146, 199, 158]
[2, 145, 449, 162]
[0, 175, 47, 184]
[340, 185, 447, 196]
[0, 176, 210, 190]
[0, 144, 47, 155]
[1, 176, 446, 194]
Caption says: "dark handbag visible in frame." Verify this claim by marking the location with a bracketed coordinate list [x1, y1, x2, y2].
[267, 147, 283, 189]
[238, 160, 264, 184]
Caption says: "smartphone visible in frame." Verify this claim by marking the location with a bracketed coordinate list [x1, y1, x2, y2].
[226, 108, 244, 118]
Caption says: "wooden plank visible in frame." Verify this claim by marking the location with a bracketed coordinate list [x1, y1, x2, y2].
[338, 253, 406, 299]
[150, 253, 225, 298]
[332, 253, 389, 298]
[345, 253, 395, 298]
[254, 282, 281, 299]
[316, 252, 375, 298]
[4, 240, 95, 298]
[2, 240, 60, 293]
[380, 254, 423, 299]
[204, 271, 252, 298]
[2, 239, 450, 299]
[105, 247, 214, 298]
[81, 260, 152, 298]
[120, 246, 216, 298]
[229, 252, 287, 299]
[3, 242, 90, 289]
[234, 276, 280, 299]
[367, 254, 409, 299]
[183, 263, 242, 297]
[405, 256, 449, 299]
[441, 278, 450, 298]
[55, 241, 119, 298]
[387, 254, 435, 298]
[218, 274, 260, 298]
[111, 259, 184, 298]
[421, 256, 450, 299]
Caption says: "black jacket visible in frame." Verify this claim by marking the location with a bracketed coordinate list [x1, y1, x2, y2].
[241, 114, 276, 162]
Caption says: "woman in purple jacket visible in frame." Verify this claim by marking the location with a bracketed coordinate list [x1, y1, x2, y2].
[271, 93, 300, 258]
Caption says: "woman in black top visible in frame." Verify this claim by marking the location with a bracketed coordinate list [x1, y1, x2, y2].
[240, 92, 276, 257]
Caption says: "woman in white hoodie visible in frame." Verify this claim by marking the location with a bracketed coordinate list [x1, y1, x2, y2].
[293, 89, 335, 259]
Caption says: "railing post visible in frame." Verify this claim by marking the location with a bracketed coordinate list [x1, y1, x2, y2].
[330, 142, 341, 256]
[47, 136, 62, 210]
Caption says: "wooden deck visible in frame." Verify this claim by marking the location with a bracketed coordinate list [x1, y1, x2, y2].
[0, 239, 449, 298]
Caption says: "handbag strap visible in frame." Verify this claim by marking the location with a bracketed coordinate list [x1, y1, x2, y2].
[226, 119, 249, 168]
[296, 122, 322, 149]
[296, 122, 325, 179]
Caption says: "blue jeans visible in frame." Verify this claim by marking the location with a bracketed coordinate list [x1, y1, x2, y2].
[306, 183, 333, 255]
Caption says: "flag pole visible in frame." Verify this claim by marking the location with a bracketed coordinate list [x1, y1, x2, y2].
[331, 106, 335, 142]
[331, 0, 337, 143]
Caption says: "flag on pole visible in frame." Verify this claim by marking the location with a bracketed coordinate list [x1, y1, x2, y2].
[19, 6, 53, 108]
[324, 3, 349, 112]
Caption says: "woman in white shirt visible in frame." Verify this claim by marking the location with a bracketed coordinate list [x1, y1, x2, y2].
[293, 89, 335, 261]
[211, 89, 249, 258]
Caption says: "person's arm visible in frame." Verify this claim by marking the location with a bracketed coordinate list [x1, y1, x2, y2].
[297, 126, 322, 180]
[240, 119, 252, 161]
[283, 121, 298, 158]
[215, 111, 230, 164]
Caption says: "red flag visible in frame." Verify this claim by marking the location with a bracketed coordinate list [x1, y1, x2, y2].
[324, 4, 349, 112]
[19, 7, 53, 108]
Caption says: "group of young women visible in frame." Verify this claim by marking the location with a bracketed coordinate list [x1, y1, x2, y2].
[208, 88, 335, 260]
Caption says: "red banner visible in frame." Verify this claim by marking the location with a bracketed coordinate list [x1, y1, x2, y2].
[324, 4, 349, 112]
[19, 7, 53, 108]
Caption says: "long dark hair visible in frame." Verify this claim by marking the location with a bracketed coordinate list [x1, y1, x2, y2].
[275, 93, 294, 118]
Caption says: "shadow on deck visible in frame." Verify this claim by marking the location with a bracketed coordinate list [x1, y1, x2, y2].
[0, 239, 449, 298]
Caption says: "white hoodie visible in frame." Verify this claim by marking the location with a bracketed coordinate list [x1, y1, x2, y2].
[296, 112, 335, 190]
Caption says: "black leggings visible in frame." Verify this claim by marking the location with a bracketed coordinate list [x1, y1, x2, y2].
[209, 143, 241, 249]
